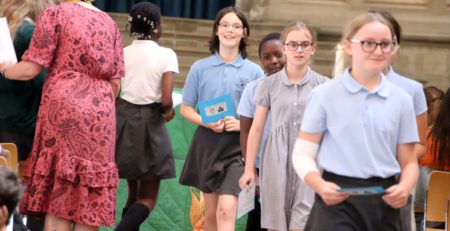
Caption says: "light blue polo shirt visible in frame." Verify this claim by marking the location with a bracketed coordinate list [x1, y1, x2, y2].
[237, 77, 271, 168]
[301, 69, 419, 178]
[386, 66, 427, 116]
[183, 53, 264, 118]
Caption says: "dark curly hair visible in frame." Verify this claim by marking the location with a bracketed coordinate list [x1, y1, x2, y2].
[208, 7, 250, 59]
[128, 2, 161, 40]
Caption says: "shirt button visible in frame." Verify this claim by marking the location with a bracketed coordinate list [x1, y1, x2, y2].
[293, 122, 297, 126]
[293, 102, 297, 106]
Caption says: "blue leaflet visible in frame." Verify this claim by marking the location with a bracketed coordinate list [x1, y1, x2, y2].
[337, 186, 385, 196]
[198, 94, 235, 124]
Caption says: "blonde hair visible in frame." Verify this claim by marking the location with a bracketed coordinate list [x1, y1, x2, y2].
[340, 13, 395, 69]
[342, 12, 395, 41]
[0, 0, 60, 40]
[0, 0, 32, 40]
[280, 20, 315, 44]
[29, 0, 63, 21]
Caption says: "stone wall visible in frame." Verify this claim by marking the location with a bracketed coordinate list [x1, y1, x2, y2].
[264, 0, 450, 89]
[110, 0, 450, 90]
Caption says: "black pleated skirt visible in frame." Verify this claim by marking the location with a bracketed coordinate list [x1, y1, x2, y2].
[179, 126, 244, 196]
[305, 171, 400, 231]
[115, 98, 175, 180]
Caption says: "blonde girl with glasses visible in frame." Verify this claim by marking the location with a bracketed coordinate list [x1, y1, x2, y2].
[179, 6, 264, 231]
[239, 21, 328, 231]
[292, 12, 419, 231]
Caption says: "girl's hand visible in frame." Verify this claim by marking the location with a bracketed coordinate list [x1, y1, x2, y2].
[382, 184, 409, 208]
[223, 116, 240, 132]
[239, 169, 255, 190]
[203, 119, 224, 133]
[163, 109, 175, 122]
[318, 181, 349, 205]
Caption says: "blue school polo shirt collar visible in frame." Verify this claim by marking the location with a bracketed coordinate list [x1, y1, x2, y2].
[342, 69, 389, 98]
[211, 52, 245, 67]
[280, 66, 312, 86]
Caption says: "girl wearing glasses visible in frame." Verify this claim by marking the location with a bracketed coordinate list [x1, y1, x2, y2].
[239, 21, 328, 231]
[179, 7, 264, 230]
[292, 13, 419, 231]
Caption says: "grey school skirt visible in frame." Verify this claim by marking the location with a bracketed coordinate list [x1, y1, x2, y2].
[115, 98, 175, 181]
[179, 126, 244, 196]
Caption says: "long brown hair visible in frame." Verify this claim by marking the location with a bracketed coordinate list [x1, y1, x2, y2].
[428, 87, 450, 170]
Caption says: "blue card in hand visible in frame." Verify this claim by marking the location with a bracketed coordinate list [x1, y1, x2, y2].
[337, 186, 385, 196]
[198, 94, 235, 124]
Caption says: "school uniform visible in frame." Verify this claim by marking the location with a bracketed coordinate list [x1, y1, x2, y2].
[237, 76, 271, 231]
[301, 69, 419, 231]
[254, 67, 328, 231]
[385, 66, 427, 231]
[179, 53, 264, 196]
[115, 40, 179, 180]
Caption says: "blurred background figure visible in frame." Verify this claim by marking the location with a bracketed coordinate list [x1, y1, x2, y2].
[235, 0, 268, 21]
[0, 167, 24, 231]
[0, 0, 125, 230]
[0, 0, 60, 230]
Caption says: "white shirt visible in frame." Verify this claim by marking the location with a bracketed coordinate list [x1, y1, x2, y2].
[121, 40, 179, 105]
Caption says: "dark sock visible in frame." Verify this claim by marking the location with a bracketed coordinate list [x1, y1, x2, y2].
[115, 203, 150, 231]
[122, 207, 128, 218]
[26, 216, 45, 231]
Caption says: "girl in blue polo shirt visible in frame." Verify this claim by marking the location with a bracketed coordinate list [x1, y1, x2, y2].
[179, 7, 264, 230]
[292, 13, 419, 231]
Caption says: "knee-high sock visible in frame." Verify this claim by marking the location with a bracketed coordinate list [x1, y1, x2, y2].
[115, 203, 150, 231]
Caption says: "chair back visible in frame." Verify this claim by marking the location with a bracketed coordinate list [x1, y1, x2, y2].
[0, 143, 19, 171]
[424, 171, 450, 231]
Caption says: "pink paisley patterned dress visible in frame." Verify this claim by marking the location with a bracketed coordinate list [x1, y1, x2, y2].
[18, 3, 124, 226]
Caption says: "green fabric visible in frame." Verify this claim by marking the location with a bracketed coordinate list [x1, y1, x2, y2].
[0, 20, 46, 134]
[101, 89, 247, 230]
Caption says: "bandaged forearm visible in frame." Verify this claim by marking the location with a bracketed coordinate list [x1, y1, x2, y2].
[292, 138, 320, 182]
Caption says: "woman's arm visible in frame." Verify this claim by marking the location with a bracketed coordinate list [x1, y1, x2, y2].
[0, 61, 42, 81]
[414, 112, 427, 159]
[382, 142, 418, 208]
[109, 79, 120, 99]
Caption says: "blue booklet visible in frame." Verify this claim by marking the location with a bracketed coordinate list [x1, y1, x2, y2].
[337, 186, 385, 196]
[198, 94, 235, 124]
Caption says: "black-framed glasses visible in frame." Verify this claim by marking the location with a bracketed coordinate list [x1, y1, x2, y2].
[284, 41, 314, 51]
[218, 23, 244, 31]
[348, 39, 396, 54]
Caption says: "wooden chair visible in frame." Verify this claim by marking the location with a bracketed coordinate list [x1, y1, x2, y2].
[0, 143, 19, 172]
[423, 171, 450, 231]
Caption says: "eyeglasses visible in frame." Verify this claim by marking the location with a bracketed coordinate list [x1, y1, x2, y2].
[284, 41, 314, 51]
[348, 39, 396, 54]
[218, 23, 244, 31]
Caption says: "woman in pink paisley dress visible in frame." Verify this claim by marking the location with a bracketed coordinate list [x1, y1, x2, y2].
[0, 0, 125, 230]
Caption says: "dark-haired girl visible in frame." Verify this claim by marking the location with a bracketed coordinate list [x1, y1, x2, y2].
[179, 6, 264, 230]
[237, 32, 286, 231]
[114, 2, 178, 230]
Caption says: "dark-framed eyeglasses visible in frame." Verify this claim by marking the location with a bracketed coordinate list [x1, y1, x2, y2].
[284, 41, 314, 51]
[348, 39, 396, 54]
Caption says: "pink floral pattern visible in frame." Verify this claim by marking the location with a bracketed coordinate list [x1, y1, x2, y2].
[18, 3, 124, 227]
